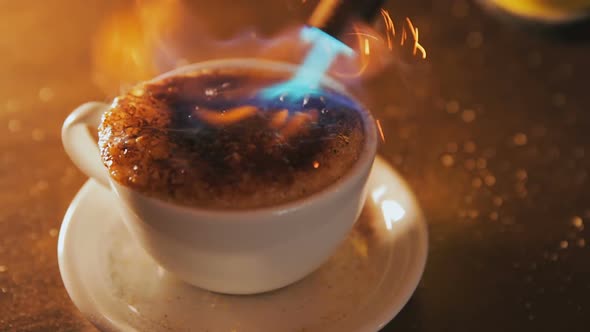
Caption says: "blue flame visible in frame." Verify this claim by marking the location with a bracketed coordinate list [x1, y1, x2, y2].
[259, 26, 355, 101]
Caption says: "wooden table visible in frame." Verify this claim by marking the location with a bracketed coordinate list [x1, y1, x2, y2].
[1, 0, 589, 331]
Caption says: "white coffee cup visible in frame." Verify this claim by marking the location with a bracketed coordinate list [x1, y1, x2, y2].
[62, 59, 377, 294]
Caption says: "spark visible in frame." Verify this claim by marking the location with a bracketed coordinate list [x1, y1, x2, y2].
[364, 39, 371, 55]
[401, 26, 407, 46]
[330, 26, 376, 79]
[405, 18, 427, 59]
[380, 12, 427, 59]
[261, 12, 428, 100]
[376, 119, 386, 142]
[380, 9, 396, 49]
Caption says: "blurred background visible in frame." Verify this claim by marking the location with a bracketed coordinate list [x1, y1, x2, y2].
[0, 0, 589, 331]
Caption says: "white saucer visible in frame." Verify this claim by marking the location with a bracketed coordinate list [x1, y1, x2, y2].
[58, 157, 428, 332]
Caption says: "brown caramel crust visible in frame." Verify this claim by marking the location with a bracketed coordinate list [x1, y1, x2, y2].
[99, 72, 365, 209]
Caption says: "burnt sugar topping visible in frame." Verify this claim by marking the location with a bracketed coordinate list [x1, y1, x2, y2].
[98, 69, 366, 209]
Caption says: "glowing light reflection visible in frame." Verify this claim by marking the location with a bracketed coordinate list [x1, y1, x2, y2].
[371, 184, 406, 230]
[371, 184, 387, 202]
[157, 266, 166, 277]
[381, 200, 406, 230]
[128, 304, 139, 314]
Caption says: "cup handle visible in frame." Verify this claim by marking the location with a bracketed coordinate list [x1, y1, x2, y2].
[62, 102, 111, 187]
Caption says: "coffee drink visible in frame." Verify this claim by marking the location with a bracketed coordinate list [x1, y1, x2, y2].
[98, 67, 368, 209]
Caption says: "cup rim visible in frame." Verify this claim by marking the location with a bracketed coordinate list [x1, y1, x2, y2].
[112, 58, 378, 218]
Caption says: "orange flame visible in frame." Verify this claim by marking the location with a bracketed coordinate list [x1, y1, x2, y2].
[269, 109, 290, 129]
[194, 105, 320, 141]
[92, 0, 185, 94]
[280, 110, 319, 139]
[92, 0, 427, 97]
[280, 112, 311, 138]
[193, 106, 258, 127]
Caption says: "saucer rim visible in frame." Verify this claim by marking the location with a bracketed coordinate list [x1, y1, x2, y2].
[58, 156, 428, 332]
[368, 158, 428, 331]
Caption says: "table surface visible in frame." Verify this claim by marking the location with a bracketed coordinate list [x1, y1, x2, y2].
[1, 0, 589, 331]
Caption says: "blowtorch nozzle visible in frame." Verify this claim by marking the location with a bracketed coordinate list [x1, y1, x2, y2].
[308, 0, 387, 38]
